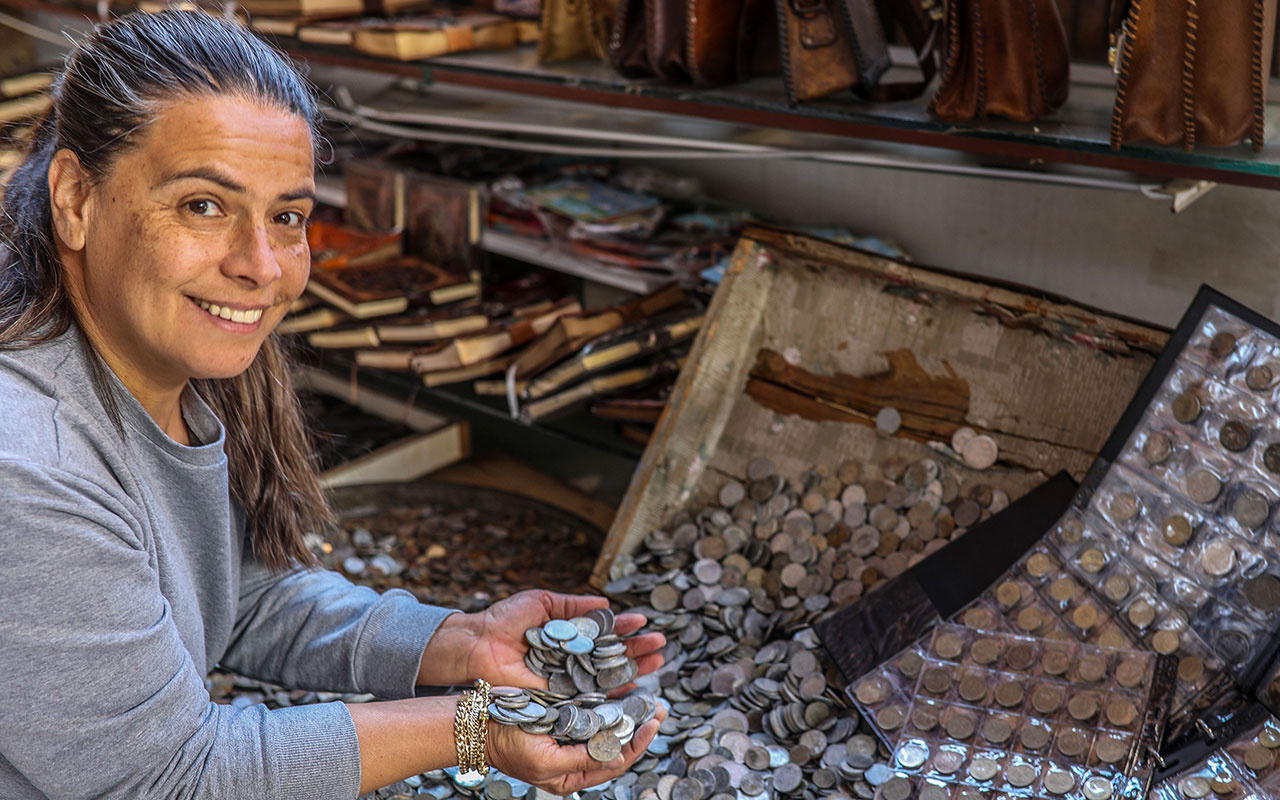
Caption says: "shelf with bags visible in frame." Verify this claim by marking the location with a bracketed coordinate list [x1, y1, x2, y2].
[7, 0, 1280, 192]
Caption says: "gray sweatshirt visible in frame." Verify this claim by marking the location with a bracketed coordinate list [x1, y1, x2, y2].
[0, 329, 456, 799]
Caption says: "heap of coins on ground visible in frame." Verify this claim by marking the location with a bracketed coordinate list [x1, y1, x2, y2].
[486, 611, 658, 762]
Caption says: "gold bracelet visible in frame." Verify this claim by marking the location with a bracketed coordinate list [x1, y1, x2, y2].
[454, 679, 491, 777]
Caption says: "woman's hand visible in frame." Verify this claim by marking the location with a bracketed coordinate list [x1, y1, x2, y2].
[487, 704, 666, 794]
[419, 589, 666, 690]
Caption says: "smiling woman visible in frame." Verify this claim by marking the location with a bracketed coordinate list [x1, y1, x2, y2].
[0, 10, 664, 800]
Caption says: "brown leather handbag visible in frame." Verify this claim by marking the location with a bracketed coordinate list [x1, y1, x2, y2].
[537, 0, 613, 62]
[1110, 0, 1277, 151]
[929, 0, 1071, 122]
[646, 0, 689, 80]
[609, 0, 653, 75]
[686, 0, 778, 85]
[775, 0, 891, 103]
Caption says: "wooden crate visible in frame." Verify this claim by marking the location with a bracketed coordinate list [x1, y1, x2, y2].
[590, 227, 1170, 588]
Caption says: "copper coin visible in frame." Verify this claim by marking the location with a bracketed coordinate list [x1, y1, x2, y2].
[1143, 432, 1173, 464]
[1246, 574, 1280, 611]
[1049, 577, 1079, 603]
[981, 717, 1013, 744]
[1247, 364, 1274, 391]
[1128, 600, 1156, 628]
[1006, 643, 1036, 671]
[855, 677, 889, 705]
[971, 638, 1002, 665]
[1178, 656, 1205, 682]
[1059, 518, 1085, 543]
[1210, 331, 1238, 359]
[1265, 443, 1280, 475]
[962, 607, 995, 630]
[1077, 654, 1108, 682]
[1067, 693, 1099, 721]
[968, 756, 999, 782]
[1210, 775, 1238, 795]
[1163, 515, 1193, 547]
[1057, 730, 1088, 758]
[1006, 764, 1038, 788]
[1106, 699, 1137, 727]
[1044, 769, 1076, 795]
[1244, 744, 1274, 771]
[944, 712, 975, 740]
[1116, 659, 1147, 688]
[996, 581, 1022, 608]
[910, 706, 939, 732]
[932, 749, 964, 774]
[1020, 722, 1051, 750]
[1104, 574, 1132, 603]
[1200, 540, 1236, 577]
[923, 667, 952, 695]
[1152, 629, 1181, 655]
[1096, 735, 1129, 764]
[1186, 470, 1223, 505]
[1173, 391, 1203, 424]
[1026, 553, 1054, 578]
[1232, 489, 1269, 530]
[1079, 548, 1107, 574]
[1096, 629, 1128, 649]
[958, 675, 988, 703]
[1220, 420, 1252, 452]
[995, 681, 1025, 708]
[1260, 727, 1280, 748]
[1042, 649, 1072, 676]
[1073, 604, 1101, 631]
[876, 704, 905, 731]
[898, 651, 925, 678]
[1016, 607, 1045, 633]
[934, 632, 965, 660]
[1031, 685, 1064, 715]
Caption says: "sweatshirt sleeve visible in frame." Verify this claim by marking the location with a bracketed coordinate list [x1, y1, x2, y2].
[221, 558, 459, 698]
[0, 460, 361, 800]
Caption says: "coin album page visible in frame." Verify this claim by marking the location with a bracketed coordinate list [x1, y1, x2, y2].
[1151, 716, 1280, 800]
[852, 624, 1170, 800]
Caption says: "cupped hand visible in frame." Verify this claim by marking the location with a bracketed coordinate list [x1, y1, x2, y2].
[422, 589, 665, 689]
[487, 703, 666, 794]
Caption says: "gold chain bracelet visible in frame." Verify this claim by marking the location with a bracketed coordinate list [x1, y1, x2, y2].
[454, 678, 491, 777]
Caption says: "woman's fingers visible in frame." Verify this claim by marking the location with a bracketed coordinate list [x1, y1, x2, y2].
[613, 612, 650, 637]
[545, 717, 664, 794]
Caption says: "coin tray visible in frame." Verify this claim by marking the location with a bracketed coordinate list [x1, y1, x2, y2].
[1151, 750, 1257, 800]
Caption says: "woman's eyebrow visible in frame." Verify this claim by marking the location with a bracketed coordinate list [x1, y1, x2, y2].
[157, 167, 315, 203]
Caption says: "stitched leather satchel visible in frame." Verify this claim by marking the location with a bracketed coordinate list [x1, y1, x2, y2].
[1109, 0, 1277, 151]
[646, 0, 689, 80]
[686, 0, 778, 85]
[537, 0, 613, 62]
[929, 0, 1071, 122]
[775, 0, 890, 103]
[609, 0, 653, 75]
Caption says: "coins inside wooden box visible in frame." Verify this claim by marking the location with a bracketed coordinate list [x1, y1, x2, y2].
[1246, 364, 1274, 391]
[1220, 420, 1252, 452]
[1186, 470, 1223, 505]
[1164, 515, 1194, 547]
[1143, 432, 1173, 464]
[1173, 391, 1203, 424]
[1246, 574, 1280, 611]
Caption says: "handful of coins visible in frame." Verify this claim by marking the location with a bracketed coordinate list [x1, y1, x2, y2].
[488, 611, 657, 762]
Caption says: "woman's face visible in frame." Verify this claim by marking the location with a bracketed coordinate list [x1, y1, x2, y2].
[64, 94, 315, 388]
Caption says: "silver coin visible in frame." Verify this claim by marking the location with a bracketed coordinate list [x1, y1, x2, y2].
[895, 742, 928, 770]
[543, 620, 579, 642]
[1083, 777, 1113, 800]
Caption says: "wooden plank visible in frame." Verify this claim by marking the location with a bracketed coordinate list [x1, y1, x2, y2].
[320, 423, 470, 489]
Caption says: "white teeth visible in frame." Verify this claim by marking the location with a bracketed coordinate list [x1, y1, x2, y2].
[195, 299, 263, 324]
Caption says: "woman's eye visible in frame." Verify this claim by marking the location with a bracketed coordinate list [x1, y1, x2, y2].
[275, 210, 306, 227]
[185, 199, 221, 217]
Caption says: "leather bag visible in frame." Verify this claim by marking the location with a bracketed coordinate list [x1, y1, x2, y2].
[686, 0, 779, 85]
[537, 0, 613, 62]
[929, 0, 1071, 122]
[775, 0, 890, 103]
[1109, 0, 1277, 151]
[609, 0, 653, 75]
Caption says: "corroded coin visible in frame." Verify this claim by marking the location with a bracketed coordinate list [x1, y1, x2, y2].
[1232, 489, 1269, 530]
[1143, 432, 1173, 464]
[1128, 600, 1156, 628]
[962, 607, 995, 630]
[1246, 574, 1280, 611]
[932, 749, 964, 774]
[1006, 643, 1035, 671]
[1042, 649, 1072, 676]
[923, 667, 952, 695]
[996, 581, 1022, 608]
[1079, 548, 1107, 574]
[1106, 699, 1137, 728]
[981, 717, 1012, 744]
[1200, 540, 1237, 577]
[1104, 574, 1132, 602]
[967, 757, 999, 782]
[1006, 764, 1037, 788]
[1178, 656, 1205, 682]
[1116, 659, 1147, 688]
[1152, 629, 1181, 655]
[1173, 391, 1203, 424]
[1045, 769, 1076, 795]
[1073, 604, 1100, 631]
[898, 651, 925, 678]
[1067, 693, 1099, 721]
[1163, 515, 1193, 547]
[1026, 552, 1054, 578]
[587, 731, 622, 762]
[1210, 331, 1238, 359]
[962, 435, 999, 471]
[995, 681, 1024, 708]
[1220, 420, 1252, 452]
[1031, 685, 1063, 715]
[1186, 470, 1223, 505]
[1096, 736, 1129, 764]
[1248, 364, 1274, 391]
[1057, 730, 1088, 758]
[1077, 654, 1107, 682]
[881, 778, 911, 800]
[944, 712, 976, 740]
[1265, 443, 1280, 475]
[1245, 744, 1274, 771]
[934, 631, 965, 660]
[1020, 723, 1051, 750]
[971, 637, 1002, 665]
[958, 675, 988, 703]
[1016, 607, 1045, 633]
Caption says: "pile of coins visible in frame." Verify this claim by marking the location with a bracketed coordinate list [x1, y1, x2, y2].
[488, 686, 657, 762]
[523, 613, 638, 694]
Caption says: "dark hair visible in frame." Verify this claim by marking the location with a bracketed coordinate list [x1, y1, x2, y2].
[0, 10, 330, 570]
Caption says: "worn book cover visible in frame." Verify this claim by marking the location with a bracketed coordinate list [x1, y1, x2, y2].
[522, 178, 662, 224]
[409, 298, 582, 373]
[351, 14, 519, 61]
[344, 160, 404, 234]
[308, 219, 403, 268]
[404, 171, 487, 277]
[521, 356, 686, 422]
[307, 256, 480, 319]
